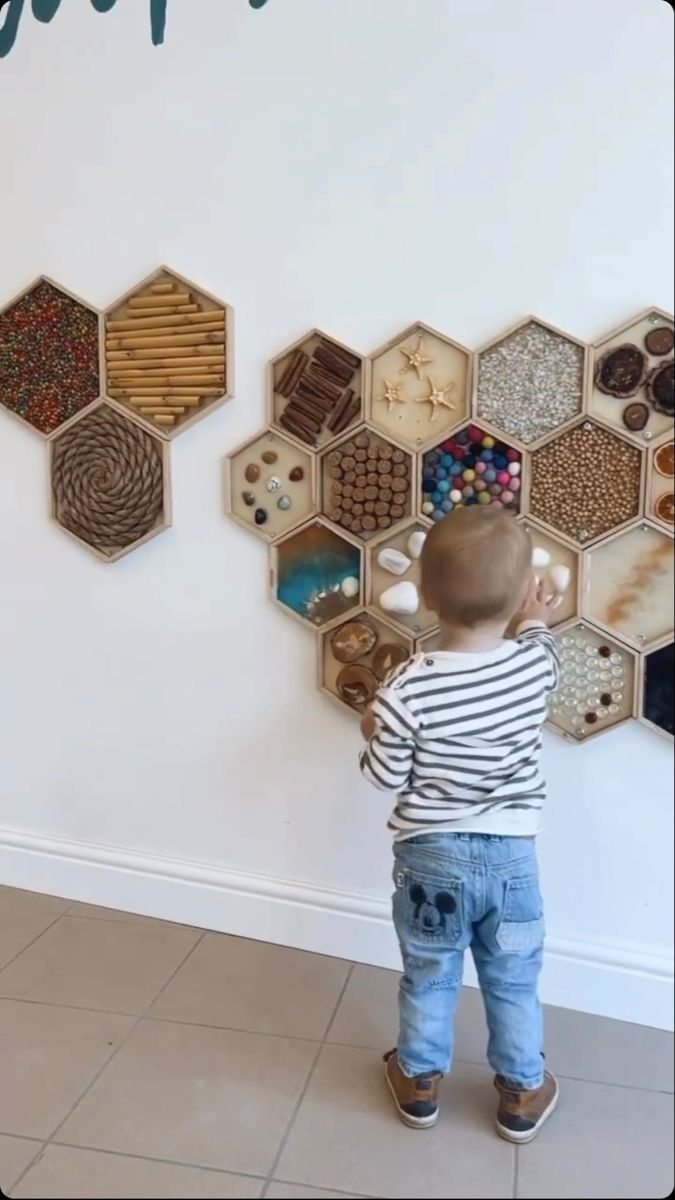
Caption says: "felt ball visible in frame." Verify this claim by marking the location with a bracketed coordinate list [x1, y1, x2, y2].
[477, 490, 491, 504]
[509, 477, 521, 492]
[422, 501, 434, 514]
[441, 454, 454, 468]
[470, 441, 484, 455]
[455, 429, 470, 445]
[440, 439, 456, 453]
[422, 478, 436, 493]
[435, 466, 448, 480]
[482, 435, 495, 449]
[432, 508, 445, 521]
[441, 499, 454, 513]
[426, 451, 440, 466]
[450, 463, 463, 476]
[422, 466, 435, 479]
[506, 448, 520, 462]
[508, 461, 521, 476]
[490, 483, 502, 496]
[431, 491, 442, 504]
[501, 490, 515, 504]
[494, 455, 508, 470]
[490, 499, 503, 507]
[481, 449, 494, 461]
[462, 469, 476, 482]
[437, 479, 450, 494]
[462, 484, 475, 498]
[450, 489, 462, 502]
[475, 460, 487, 475]
[468, 425, 483, 442]
[465, 496, 478, 505]
[463, 454, 476, 468]
[484, 468, 497, 484]
[474, 478, 487, 492]
[497, 470, 511, 486]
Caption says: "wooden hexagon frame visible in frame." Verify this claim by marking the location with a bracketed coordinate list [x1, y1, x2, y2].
[0, 275, 104, 439]
[268, 329, 366, 450]
[104, 266, 234, 440]
[638, 637, 674, 742]
[318, 421, 417, 544]
[587, 307, 674, 449]
[579, 519, 674, 653]
[225, 426, 317, 543]
[365, 519, 438, 639]
[473, 315, 589, 449]
[415, 418, 527, 524]
[269, 517, 365, 632]
[318, 609, 416, 718]
[49, 398, 172, 563]
[546, 618, 639, 743]
[367, 321, 472, 453]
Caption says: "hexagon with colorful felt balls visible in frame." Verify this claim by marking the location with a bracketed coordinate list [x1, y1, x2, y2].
[417, 423, 524, 524]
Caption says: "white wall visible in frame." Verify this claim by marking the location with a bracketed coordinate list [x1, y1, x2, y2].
[0, 0, 673, 1028]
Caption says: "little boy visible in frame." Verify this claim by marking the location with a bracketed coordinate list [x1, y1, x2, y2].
[360, 507, 561, 1142]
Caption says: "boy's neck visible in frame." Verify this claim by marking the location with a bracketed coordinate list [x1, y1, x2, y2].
[435, 619, 508, 653]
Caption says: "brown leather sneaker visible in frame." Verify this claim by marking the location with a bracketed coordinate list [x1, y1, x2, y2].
[494, 1070, 559, 1143]
[383, 1049, 442, 1129]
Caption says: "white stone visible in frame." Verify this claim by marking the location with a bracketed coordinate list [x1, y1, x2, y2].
[340, 575, 359, 599]
[377, 547, 411, 576]
[549, 564, 571, 593]
[379, 580, 420, 616]
[532, 546, 551, 568]
[407, 530, 427, 560]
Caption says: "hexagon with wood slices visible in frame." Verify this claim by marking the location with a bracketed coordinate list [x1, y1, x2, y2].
[0, 277, 102, 437]
[319, 610, 414, 717]
[227, 428, 315, 542]
[581, 521, 674, 652]
[418, 422, 524, 523]
[519, 517, 581, 627]
[368, 322, 471, 452]
[320, 425, 414, 542]
[529, 419, 644, 546]
[646, 439, 674, 530]
[49, 400, 171, 563]
[547, 620, 637, 743]
[366, 521, 437, 638]
[104, 267, 233, 438]
[270, 518, 363, 631]
[270, 331, 364, 449]
[640, 640, 674, 740]
[588, 308, 674, 447]
[475, 317, 587, 446]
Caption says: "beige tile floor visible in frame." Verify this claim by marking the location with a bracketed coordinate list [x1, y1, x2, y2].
[0, 885, 672, 1199]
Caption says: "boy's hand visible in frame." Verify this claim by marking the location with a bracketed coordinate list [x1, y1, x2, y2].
[514, 576, 563, 628]
[360, 706, 377, 741]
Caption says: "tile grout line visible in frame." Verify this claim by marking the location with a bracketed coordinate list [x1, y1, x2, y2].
[3, 1138, 47, 1197]
[260, 962, 356, 1198]
[0, 910, 67, 977]
[39, 930, 208, 1151]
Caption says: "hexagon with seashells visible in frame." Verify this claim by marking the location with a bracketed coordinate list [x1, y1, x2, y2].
[226, 312, 674, 743]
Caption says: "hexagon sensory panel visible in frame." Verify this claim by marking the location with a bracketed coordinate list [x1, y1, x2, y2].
[589, 309, 674, 446]
[227, 308, 673, 743]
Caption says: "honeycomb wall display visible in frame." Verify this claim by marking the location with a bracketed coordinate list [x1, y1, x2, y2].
[270, 331, 364, 448]
[589, 309, 674, 446]
[104, 267, 233, 438]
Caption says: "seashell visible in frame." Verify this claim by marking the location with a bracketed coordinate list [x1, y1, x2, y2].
[549, 564, 571, 593]
[532, 546, 551, 568]
[340, 575, 360, 599]
[407, 530, 427, 559]
[266, 476, 282, 492]
[377, 547, 411, 576]
[379, 580, 419, 616]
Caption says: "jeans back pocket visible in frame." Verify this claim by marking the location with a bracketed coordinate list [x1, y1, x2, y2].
[395, 867, 464, 948]
[495, 875, 545, 953]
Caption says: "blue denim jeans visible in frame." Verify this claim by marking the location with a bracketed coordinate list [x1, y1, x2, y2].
[393, 832, 544, 1089]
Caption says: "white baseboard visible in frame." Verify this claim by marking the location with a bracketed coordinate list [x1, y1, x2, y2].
[1, 828, 672, 1031]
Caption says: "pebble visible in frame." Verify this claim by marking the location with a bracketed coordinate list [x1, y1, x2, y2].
[289, 465, 305, 482]
[245, 463, 260, 483]
[407, 530, 427, 559]
[266, 476, 282, 492]
[549, 564, 571, 593]
[532, 547, 551, 567]
[379, 580, 420, 616]
[242, 490, 256, 507]
[277, 495, 291, 510]
[377, 547, 411, 576]
[340, 575, 360, 598]
[262, 450, 278, 464]
[477, 320, 584, 442]
[254, 508, 267, 525]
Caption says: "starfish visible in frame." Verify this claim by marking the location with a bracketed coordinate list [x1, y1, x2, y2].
[414, 376, 456, 422]
[377, 378, 406, 413]
[398, 334, 433, 379]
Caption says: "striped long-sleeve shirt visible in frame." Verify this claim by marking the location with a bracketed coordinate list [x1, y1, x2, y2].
[360, 622, 559, 839]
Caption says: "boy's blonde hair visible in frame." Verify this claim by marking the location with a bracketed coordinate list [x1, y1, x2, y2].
[420, 508, 532, 627]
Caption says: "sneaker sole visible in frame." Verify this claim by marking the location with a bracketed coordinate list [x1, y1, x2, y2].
[495, 1086, 559, 1144]
[385, 1065, 439, 1130]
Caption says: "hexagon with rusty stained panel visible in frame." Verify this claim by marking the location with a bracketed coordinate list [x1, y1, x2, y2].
[227, 427, 315, 543]
[366, 520, 437, 638]
[588, 308, 673, 447]
[0, 277, 101, 437]
[519, 517, 581, 627]
[50, 400, 170, 562]
[547, 620, 637, 743]
[475, 317, 587, 446]
[581, 521, 674, 652]
[368, 322, 471, 452]
[529, 419, 644, 547]
[319, 609, 415, 717]
[320, 424, 414, 543]
[418, 422, 523, 523]
[104, 267, 233, 438]
[645, 439, 674, 530]
[270, 330, 364, 450]
[640, 641, 674, 739]
[270, 518, 363, 631]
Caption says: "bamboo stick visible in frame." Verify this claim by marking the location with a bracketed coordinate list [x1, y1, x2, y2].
[128, 293, 192, 308]
[106, 322, 223, 343]
[107, 347, 225, 361]
[150, 283, 176, 294]
[153, 415, 177, 426]
[107, 311, 224, 332]
[110, 386, 221, 397]
[106, 330, 225, 351]
[126, 396, 203, 409]
[112, 304, 200, 319]
[139, 406, 187, 415]
[107, 374, 224, 387]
